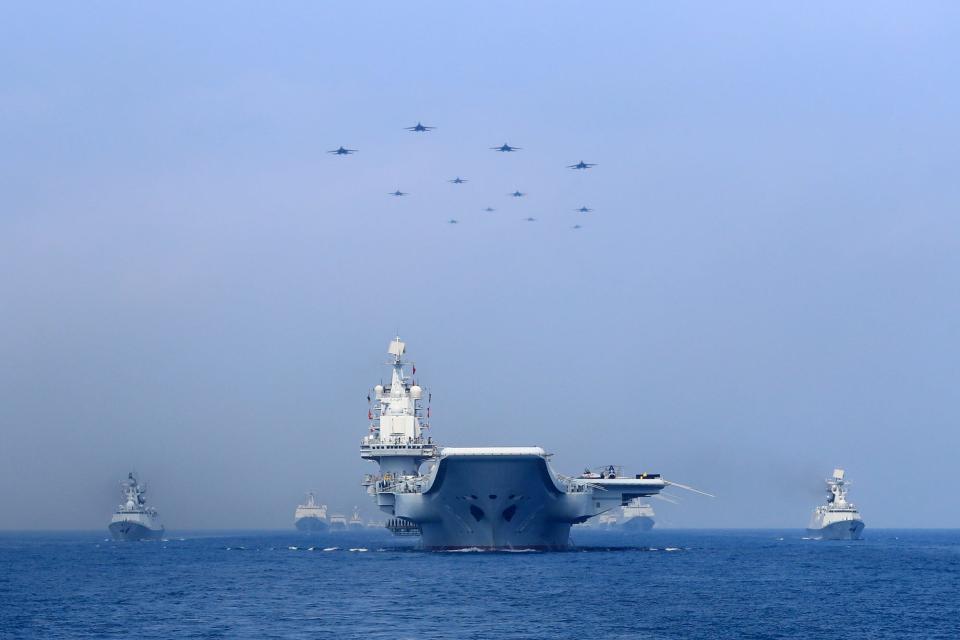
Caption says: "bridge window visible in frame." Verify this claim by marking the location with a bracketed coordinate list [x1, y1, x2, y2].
[469, 505, 485, 522]
[502, 505, 517, 522]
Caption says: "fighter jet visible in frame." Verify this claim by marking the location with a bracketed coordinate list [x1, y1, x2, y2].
[328, 146, 357, 155]
[448, 177, 468, 184]
[572, 224, 582, 230]
[491, 143, 521, 152]
[448, 219, 459, 224]
[575, 206, 593, 213]
[568, 160, 596, 170]
[510, 191, 526, 197]
[405, 122, 435, 132]
[483, 207, 495, 212]
[524, 217, 537, 222]
[389, 190, 408, 197]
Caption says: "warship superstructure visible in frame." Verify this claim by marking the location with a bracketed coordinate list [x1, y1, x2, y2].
[360, 338, 667, 549]
[807, 468, 865, 540]
[294, 492, 329, 532]
[108, 472, 164, 541]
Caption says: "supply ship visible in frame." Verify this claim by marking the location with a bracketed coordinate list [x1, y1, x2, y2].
[620, 499, 655, 531]
[294, 492, 329, 532]
[108, 472, 164, 541]
[807, 468, 865, 540]
[360, 338, 667, 549]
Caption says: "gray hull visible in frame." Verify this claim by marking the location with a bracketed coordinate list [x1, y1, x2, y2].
[384, 455, 597, 549]
[807, 520, 865, 540]
[295, 517, 329, 533]
[109, 521, 164, 541]
[621, 516, 655, 532]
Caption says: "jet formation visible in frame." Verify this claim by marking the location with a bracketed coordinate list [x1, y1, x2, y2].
[333, 125, 598, 229]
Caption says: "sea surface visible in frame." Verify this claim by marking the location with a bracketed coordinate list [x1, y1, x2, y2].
[1, 528, 957, 639]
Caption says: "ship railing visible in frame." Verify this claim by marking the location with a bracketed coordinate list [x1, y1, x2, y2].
[360, 437, 438, 449]
[556, 474, 608, 494]
[375, 475, 427, 494]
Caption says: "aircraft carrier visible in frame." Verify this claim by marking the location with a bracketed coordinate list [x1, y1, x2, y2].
[360, 338, 667, 549]
[108, 472, 164, 541]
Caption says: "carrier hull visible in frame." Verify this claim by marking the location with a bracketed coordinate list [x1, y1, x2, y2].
[382, 453, 660, 549]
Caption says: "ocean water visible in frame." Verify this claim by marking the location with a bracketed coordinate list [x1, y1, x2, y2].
[1, 529, 957, 639]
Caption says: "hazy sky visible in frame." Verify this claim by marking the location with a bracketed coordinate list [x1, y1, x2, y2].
[2, 2, 958, 529]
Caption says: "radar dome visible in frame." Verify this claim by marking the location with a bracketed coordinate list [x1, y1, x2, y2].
[410, 385, 422, 400]
[374, 384, 384, 397]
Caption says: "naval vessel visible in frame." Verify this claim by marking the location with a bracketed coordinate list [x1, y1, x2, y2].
[348, 507, 365, 530]
[108, 472, 164, 541]
[807, 468, 865, 540]
[361, 338, 668, 549]
[620, 499, 656, 531]
[294, 492, 329, 532]
[328, 513, 348, 530]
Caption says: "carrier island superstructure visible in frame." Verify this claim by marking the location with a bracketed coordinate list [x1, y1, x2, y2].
[807, 468, 865, 540]
[361, 338, 666, 549]
[109, 472, 164, 541]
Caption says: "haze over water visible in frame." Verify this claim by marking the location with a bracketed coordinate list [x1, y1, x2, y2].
[2, 2, 959, 530]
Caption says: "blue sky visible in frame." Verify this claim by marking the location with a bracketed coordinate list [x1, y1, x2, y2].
[1, 1, 958, 528]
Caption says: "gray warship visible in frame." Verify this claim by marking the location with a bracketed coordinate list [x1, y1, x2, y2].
[294, 492, 329, 532]
[620, 499, 656, 531]
[361, 338, 667, 549]
[807, 468, 865, 540]
[108, 472, 164, 541]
